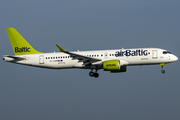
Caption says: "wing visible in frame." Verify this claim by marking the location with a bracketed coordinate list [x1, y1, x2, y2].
[55, 44, 102, 65]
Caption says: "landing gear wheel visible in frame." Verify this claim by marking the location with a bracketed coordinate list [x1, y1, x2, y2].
[161, 70, 165, 74]
[89, 72, 94, 77]
[160, 63, 165, 74]
[94, 73, 99, 78]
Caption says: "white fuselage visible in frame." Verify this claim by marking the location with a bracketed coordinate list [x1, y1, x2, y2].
[3, 48, 178, 69]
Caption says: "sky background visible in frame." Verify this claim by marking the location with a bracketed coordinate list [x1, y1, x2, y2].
[0, 0, 180, 120]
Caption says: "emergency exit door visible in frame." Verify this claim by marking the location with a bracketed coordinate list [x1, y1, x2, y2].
[104, 52, 108, 59]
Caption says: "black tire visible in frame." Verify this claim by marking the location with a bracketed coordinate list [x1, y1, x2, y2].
[161, 70, 165, 74]
[94, 73, 99, 78]
[89, 72, 94, 77]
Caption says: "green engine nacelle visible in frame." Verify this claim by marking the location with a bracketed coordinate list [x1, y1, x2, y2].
[103, 60, 126, 72]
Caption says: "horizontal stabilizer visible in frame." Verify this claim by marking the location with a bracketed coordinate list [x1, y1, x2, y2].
[3, 55, 25, 61]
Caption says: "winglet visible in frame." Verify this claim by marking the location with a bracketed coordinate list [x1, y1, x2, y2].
[55, 44, 67, 52]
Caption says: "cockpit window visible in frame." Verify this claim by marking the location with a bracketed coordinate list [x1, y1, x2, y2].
[163, 51, 167, 54]
[163, 51, 172, 54]
[167, 51, 172, 54]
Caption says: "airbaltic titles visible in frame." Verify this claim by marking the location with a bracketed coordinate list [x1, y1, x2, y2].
[115, 49, 149, 57]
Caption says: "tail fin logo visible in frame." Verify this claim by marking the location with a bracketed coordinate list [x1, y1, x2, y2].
[15, 47, 30, 53]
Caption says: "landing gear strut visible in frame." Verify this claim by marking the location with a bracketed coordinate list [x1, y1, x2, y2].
[89, 67, 99, 78]
[160, 63, 165, 74]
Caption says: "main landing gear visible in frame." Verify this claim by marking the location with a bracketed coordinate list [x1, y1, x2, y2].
[160, 63, 165, 74]
[89, 67, 99, 78]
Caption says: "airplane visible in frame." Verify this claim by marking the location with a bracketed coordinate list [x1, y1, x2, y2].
[3, 28, 178, 78]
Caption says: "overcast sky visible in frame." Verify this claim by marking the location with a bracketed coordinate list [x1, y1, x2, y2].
[0, 0, 180, 120]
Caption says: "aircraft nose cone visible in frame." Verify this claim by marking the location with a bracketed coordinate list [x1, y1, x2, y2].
[175, 56, 178, 61]
[172, 55, 178, 62]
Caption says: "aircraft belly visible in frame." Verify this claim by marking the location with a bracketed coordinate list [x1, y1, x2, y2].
[122, 56, 168, 65]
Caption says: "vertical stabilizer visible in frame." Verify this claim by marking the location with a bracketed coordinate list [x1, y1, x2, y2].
[6, 28, 42, 55]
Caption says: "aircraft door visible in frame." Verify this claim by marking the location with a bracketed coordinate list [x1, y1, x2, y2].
[152, 50, 158, 59]
[39, 55, 44, 64]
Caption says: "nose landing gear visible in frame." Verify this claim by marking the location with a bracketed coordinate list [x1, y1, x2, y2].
[160, 63, 165, 74]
